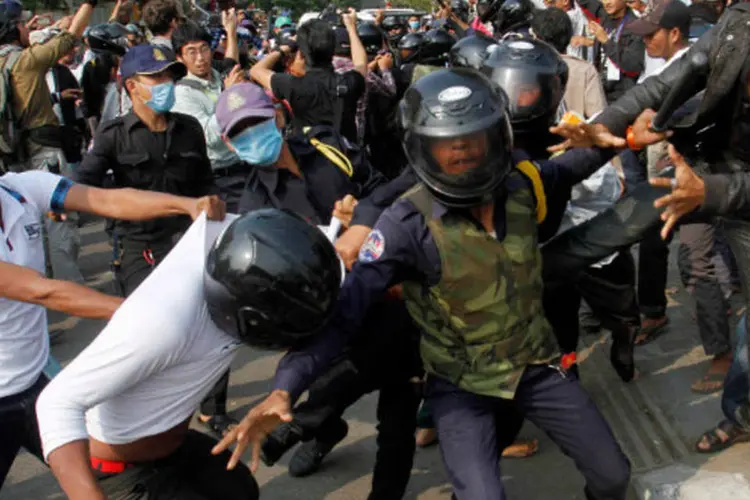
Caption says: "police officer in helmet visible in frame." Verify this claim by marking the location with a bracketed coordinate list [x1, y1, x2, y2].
[215, 68, 631, 499]
[449, 33, 498, 71]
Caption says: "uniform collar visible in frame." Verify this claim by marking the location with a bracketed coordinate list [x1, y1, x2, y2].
[123, 110, 178, 133]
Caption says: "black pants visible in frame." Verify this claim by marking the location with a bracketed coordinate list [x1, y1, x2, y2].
[97, 430, 259, 500]
[428, 366, 630, 500]
[290, 301, 423, 500]
[117, 237, 176, 298]
[677, 222, 731, 355]
[638, 226, 672, 319]
[545, 252, 640, 356]
[0, 375, 48, 488]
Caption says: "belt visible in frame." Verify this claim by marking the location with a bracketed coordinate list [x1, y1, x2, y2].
[91, 457, 136, 474]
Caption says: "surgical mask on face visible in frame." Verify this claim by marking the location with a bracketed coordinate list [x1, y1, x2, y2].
[137, 81, 175, 113]
[409, 21, 420, 30]
[230, 118, 283, 166]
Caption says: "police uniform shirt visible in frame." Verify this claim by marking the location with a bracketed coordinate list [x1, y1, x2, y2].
[75, 112, 216, 242]
[36, 214, 241, 460]
[273, 147, 616, 401]
[0, 171, 72, 398]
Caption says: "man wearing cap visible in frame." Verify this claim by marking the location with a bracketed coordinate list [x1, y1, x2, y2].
[75, 44, 216, 297]
[216, 82, 384, 222]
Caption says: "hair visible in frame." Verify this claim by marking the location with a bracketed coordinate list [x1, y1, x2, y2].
[143, 0, 182, 36]
[296, 19, 335, 68]
[171, 21, 212, 56]
[530, 7, 573, 54]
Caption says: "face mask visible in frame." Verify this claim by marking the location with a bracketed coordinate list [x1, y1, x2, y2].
[137, 81, 175, 113]
[230, 119, 283, 166]
[409, 21, 420, 30]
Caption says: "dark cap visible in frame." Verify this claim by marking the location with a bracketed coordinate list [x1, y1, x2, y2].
[215, 83, 276, 136]
[119, 44, 186, 80]
[627, 0, 691, 36]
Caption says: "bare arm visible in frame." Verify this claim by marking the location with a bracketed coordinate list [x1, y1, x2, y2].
[223, 8, 240, 64]
[68, 2, 94, 39]
[249, 50, 283, 90]
[62, 184, 225, 222]
[342, 10, 367, 78]
[0, 260, 122, 319]
[48, 441, 106, 500]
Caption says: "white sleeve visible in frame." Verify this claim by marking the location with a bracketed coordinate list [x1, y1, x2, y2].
[35, 291, 199, 461]
[0, 171, 72, 213]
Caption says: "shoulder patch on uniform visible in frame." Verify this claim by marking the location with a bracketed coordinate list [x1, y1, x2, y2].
[358, 229, 386, 263]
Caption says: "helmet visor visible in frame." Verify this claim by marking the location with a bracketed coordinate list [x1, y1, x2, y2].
[406, 121, 512, 203]
[488, 66, 563, 125]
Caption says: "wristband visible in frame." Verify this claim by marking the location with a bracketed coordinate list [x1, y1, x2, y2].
[626, 126, 642, 151]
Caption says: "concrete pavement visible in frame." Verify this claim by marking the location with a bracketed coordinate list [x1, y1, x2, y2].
[2, 219, 750, 500]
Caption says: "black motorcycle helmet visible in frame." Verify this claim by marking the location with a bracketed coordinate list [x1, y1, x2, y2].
[449, 33, 497, 70]
[204, 209, 342, 350]
[493, 0, 535, 35]
[333, 25, 350, 56]
[382, 16, 406, 43]
[357, 22, 385, 55]
[0, 0, 23, 45]
[399, 68, 513, 208]
[450, 0, 471, 22]
[278, 27, 297, 44]
[481, 38, 567, 135]
[398, 32, 425, 64]
[421, 29, 456, 65]
[88, 23, 130, 57]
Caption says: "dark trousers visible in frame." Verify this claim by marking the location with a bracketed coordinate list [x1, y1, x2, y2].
[677, 223, 731, 355]
[428, 366, 630, 500]
[638, 226, 672, 319]
[200, 370, 229, 416]
[722, 313, 750, 428]
[0, 375, 49, 488]
[289, 301, 422, 500]
[97, 430, 259, 500]
[544, 252, 640, 380]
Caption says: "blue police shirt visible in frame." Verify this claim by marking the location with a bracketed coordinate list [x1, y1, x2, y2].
[275, 146, 615, 401]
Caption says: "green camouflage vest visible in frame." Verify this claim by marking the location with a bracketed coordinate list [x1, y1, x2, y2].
[401, 173, 559, 399]
[411, 64, 443, 84]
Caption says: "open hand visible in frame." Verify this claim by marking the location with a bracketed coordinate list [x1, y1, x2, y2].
[548, 122, 626, 152]
[650, 144, 705, 240]
[211, 390, 293, 472]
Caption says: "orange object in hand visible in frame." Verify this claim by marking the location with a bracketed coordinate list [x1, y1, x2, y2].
[561, 352, 577, 370]
[560, 111, 584, 126]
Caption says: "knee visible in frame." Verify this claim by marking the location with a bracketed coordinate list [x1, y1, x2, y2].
[591, 455, 631, 499]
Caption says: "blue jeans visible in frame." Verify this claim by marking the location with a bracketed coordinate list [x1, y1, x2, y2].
[722, 313, 750, 429]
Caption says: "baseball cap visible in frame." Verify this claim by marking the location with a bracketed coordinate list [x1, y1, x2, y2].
[274, 16, 293, 29]
[0, 0, 31, 23]
[216, 83, 276, 137]
[627, 0, 691, 36]
[119, 44, 186, 80]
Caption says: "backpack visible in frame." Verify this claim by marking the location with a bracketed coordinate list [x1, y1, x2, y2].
[0, 48, 22, 157]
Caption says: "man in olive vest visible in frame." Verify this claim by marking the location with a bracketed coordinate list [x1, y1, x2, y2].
[213, 68, 632, 499]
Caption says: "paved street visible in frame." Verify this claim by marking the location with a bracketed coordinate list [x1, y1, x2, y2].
[3, 219, 750, 500]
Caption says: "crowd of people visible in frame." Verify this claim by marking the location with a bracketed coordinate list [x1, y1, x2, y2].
[1, 0, 750, 498]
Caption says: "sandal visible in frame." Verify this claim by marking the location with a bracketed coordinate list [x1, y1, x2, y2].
[198, 414, 238, 438]
[691, 371, 726, 394]
[695, 420, 750, 454]
[635, 317, 669, 346]
[501, 438, 539, 459]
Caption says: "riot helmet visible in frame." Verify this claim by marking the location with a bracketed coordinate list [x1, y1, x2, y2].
[88, 23, 130, 57]
[421, 29, 455, 65]
[399, 68, 514, 208]
[449, 33, 498, 70]
[398, 32, 425, 64]
[357, 22, 385, 55]
[382, 16, 406, 43]
[0, 0, 24, 45]
[481, 38, 567, 135]
[204, 209, 342, 350]
[492, 0, 535, 36]
[450, 0, 471, 22]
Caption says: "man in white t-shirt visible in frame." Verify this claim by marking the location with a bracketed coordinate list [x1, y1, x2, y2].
[36, 209, 342, 500]
[0, 170, 224, 490]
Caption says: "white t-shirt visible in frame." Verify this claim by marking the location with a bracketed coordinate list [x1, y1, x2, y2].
[0, 172, 72, 398]
[37, 214, 242, 461]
